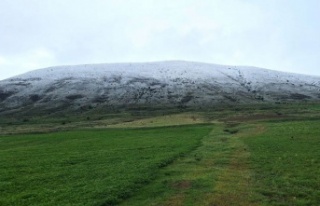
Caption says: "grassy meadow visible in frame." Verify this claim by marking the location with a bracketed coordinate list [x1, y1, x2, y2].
[1, 103, 320, 205]
[244, 121, 320, 205]
[0, 125, 212, 205]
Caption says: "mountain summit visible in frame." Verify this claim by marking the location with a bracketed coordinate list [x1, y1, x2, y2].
[1, 61, 319, 116]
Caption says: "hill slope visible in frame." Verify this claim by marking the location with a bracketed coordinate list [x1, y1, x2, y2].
[1, 61, 320, 116]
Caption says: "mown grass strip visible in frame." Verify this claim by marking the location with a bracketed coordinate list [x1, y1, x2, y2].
[207, 124, 266, 206]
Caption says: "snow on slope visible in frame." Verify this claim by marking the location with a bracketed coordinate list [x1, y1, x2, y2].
[7, 60, 318, 81]
[7, 60, 320, 85]
[0, 61, 320, 115]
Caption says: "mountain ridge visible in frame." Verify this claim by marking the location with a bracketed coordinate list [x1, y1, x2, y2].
[1, 61, 320, 117]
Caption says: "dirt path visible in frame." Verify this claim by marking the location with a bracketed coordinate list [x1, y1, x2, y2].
[207, 134, 256, 205]
[207, 124, 265, 206]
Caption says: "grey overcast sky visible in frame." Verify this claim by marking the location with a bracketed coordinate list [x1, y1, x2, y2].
[0, 0, 320, 80]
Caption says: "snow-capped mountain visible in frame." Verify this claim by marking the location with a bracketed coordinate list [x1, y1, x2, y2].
[1, 61, 319, 116]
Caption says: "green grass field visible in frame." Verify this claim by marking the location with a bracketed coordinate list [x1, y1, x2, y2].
[244, 121, 320, 205]
[0, 125, 212, 205]
[1, 104, 320, 205]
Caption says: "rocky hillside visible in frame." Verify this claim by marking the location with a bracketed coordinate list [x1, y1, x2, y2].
[1, 61, 320, 116]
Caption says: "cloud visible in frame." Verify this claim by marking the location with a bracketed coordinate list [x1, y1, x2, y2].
[0, 48, 56, 79]
[0, 0, 320, 79]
